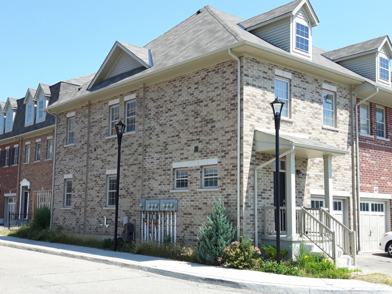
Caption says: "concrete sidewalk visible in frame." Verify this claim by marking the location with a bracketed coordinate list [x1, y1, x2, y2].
[0, 236, 391, 294]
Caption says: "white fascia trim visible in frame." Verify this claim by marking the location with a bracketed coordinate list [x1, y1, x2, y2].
[274, 69, 292, 80]
[360, 192, 392, 200]
[322, 82, 337, 92]
[106, 169, 117, 175]
[310, 189, 351, 197]
[124, 94, 136, 101]
[64, 174, 73, 179]
[66, 111, 76, 118]
[35, 138, 41, 142]
[108, 98, 120, 106]
[4, 192, 16, 197]
[172, 158, 218, 169]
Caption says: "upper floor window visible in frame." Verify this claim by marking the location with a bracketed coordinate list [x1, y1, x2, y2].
[25, 101, 35, 126]
[4, 148, 9, 166]
[322, 90, 336, 128]
[66, 116, 75, 145]
[46, 138, 54, 160]
[64, 179, 73, 207]
[379, 56, 390, 82]
[12, 145, 19, 165]
[0, 115, 4, 135]
[125, 99, 136, 132]
[109, 104, 119, 136]
[202, 166, 218, 189]
[359, 104, 370, 135]
[106, 175, 117, 207]
[5, 108, 14, 133]
[174, 169, 188, 190]
[375, 106, 386, 138]
[295, 23, 309, 53]
[34, 141, 41, 161]
[36, 96, 47, 123]
[24, 143, 30, 164]
[274, 78, 290, 118]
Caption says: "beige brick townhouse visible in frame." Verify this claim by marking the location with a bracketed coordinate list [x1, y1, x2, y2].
[47, 0, 392, 261]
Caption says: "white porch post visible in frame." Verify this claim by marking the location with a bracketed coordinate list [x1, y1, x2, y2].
[323, 155, 334, 212]
[286, 152, 296, 239]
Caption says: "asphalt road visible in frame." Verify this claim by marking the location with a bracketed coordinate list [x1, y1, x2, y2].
[0, 246, 258, 294]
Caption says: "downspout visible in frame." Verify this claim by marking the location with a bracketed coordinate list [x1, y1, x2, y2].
[83, 102, 92, 233]
[50, 115, 58, 229]
[254, 146, 295, 245]
[16, 136, 23, 222]
[228, 48, 241, 239]
[353, 86, 379, 252]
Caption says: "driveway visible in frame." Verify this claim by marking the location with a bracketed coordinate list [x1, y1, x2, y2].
[356, 253, 392, 276]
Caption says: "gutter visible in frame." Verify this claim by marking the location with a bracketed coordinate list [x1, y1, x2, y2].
[353, 86, 379, 252]
[254, 146, 295, 245]
[228, 48, 241, 239]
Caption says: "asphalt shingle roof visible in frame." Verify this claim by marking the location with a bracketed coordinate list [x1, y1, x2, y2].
[323, 36, 388, 61]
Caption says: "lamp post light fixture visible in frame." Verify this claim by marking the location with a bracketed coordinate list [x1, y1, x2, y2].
[270, 98, 284, 263]
[114, 120, 126, 251]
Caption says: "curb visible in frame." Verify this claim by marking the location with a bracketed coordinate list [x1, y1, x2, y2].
[0, 238, 391, 294]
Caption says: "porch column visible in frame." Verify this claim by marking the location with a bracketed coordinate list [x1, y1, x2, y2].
[286, 152, 297, 239]
[323, 155, 334, 212]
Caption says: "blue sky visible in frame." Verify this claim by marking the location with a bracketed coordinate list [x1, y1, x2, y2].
[0, 0, 391, 101]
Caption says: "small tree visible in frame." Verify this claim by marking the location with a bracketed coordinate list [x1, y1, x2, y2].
[32, 207, 51, 230]
[196, 201, 235, 265]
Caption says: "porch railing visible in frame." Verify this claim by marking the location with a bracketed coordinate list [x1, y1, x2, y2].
[297, 207, 336, 262]
[6, 212, 32, 229]
[35, 190, 52, 209]
[261, 206, 287, 235]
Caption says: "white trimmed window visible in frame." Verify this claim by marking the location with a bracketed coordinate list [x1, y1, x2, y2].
[24, 143, 30, 164]
[359, 104, 370, 135]
[66, 116, 75, 145]
[0, 114, 4, 135]
[274, 77, 290, 118]
[174, 169, 188, 190]
[25, 101, 35, 126]
[34, 142, 41, 161]
[64, 179, 72, 207]
[106, 175, 117, 207]
[311, 199, 324, 209]
[4, 148, 9, 166]
[109, 104, 119, 136]
[125, 99, 136, 133]
[379, 56, 390, 82]
[5, 108, 14, 133]
[46, 138, 53, 160]
[13, 145, 19, 165]
[322, 90, 336, 127]
[375, 106, 386, 138]
[36, 96, 47, 123]
[202, 166, 218, 188]
[295, 23, 309, 53]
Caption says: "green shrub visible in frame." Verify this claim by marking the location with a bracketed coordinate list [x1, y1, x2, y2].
[196, 201, 235, 265]
[32, 207, 51, 230]
[221, 238, 262, 270]
[260, 244, 288, 260]
[260, 260, 301, 276]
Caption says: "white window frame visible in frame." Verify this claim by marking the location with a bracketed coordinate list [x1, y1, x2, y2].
[63, 179, 73, 208]
[201, 165, 218, 189]
[0, 114, 4, 135]
[322, 90, 337, 128]
[109, 104, 120, 136]
[24, 143, 30, 164]
[311, 199, 324, 209]
[375, 105, 386, 138]
[13, 145, 19, 165]
[5, 108, 14, 133]
[295, 22, 310, 53]
[36, 95, 47, 123]
[174, 169, 189, 190]
[25, 100, 35, 126]
[46, 138, 53, 160]
[125, 99, 136, 133]
[66, 115, 75, 145]
[4, 147, 9, 167]
[359, 103, 371, 135]
[106, 175, 117, 207]
[34, 141, 41, 161]
[378, 53, 390, 84]
[274, 77, 291, 118]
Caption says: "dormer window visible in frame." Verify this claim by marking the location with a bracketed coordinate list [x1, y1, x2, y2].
[5, 108, 14, 133]
[0, 113, 4, 135]
[379, 56, 390, 82]
[36, 96, 47, 123]
[295, 23, 309, 53]
[25, 101, 35, 126]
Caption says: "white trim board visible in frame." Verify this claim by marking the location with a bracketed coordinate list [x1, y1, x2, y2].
[360, 192, 392, 200]
[310, 189, 350, 197]
[172, 158, 218, 169]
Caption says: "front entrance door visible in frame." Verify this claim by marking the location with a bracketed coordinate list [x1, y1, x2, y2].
[4, 196, 16, 226]
[20, 188, 29, 220]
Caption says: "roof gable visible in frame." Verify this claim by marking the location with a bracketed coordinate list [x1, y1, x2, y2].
[88, 41, 152, 90]
[24, 88, 37, 104]
[4, 97, 17, 112]
[240, 0, 319, 31]
[378, 37, 392, 57]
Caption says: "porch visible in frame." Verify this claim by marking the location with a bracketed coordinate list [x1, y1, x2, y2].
[253, 129, 355, 262]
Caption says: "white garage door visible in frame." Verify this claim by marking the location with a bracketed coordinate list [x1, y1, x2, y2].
[360, 201, 386, 252]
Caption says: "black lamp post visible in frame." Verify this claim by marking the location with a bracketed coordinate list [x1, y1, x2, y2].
[270, 98, 284, 262]
[114, 120, 126, 251]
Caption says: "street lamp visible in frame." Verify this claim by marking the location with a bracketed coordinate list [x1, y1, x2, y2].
[114, 120, 126, 251]
[270, 98, 284, 262]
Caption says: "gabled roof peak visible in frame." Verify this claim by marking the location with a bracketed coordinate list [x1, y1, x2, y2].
[240, 0, 319, 31]
[24, 88, 37, 104]
[4, 97, 17, 111]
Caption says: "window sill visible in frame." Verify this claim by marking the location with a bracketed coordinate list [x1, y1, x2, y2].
[170, 189, 189, 193]
[359, 133, 373, 139]
[322, 126, 339, 132]
[103, 206, 115, 210]
[281, 117, 293, 123]
[33, 160, 41, 164]
[376, 136, 390, 141]
[197, 188, 220, 192]
[124, 131, 136, 136]
[64, 143, 76, 148]
[61, 207, 72, 210]
[105, 135, 116, 140]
